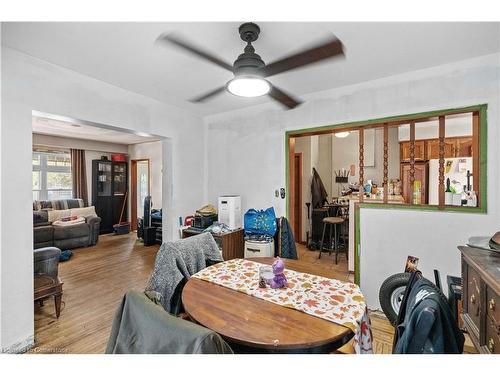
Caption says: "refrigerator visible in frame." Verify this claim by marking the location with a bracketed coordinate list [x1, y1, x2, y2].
[428, 157, 473, 205]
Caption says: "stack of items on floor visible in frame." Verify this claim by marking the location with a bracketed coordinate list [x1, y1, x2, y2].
[33, 198, 101, 250]
[243, 207, 297, 259]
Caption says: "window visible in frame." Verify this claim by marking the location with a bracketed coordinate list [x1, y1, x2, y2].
[33, 151, 72, 201]
[287, 105, 485, 212]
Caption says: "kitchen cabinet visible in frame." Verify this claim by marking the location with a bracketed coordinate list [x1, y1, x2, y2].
[400, 141, 426, 162]
[401, 136, 473, 161]
[426, 139, 456, 159]
[400, 162, 428, 204]
[455, 137, 473, 157]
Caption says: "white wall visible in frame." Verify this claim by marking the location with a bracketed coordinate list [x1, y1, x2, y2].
[128, 140, 163, 212]
[205, 52, 500, 310]
[317, 135, 332, 198]
[32, 133, 128, 154]
[0, 46, 205, 352]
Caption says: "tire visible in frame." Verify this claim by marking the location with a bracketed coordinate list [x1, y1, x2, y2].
[379, 273, 411, 325]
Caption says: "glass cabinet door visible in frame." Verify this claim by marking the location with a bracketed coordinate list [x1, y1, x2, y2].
[113, 162, 127, 196]
[97, 162, 112, 196]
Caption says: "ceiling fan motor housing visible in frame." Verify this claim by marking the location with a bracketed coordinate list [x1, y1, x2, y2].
[233, 23, 265, 77]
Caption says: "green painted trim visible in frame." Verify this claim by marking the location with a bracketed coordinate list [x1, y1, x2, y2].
[286, 104, 487, 137]
[479, 105, 488, 213]
[284, 104, 489, 287]
[354, 204, 361, 285]
[285, 133, 290, 218]
[358, 203, 484, 213]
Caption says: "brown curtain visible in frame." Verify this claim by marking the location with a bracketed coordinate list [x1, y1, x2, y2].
[70, 149, 88, 206]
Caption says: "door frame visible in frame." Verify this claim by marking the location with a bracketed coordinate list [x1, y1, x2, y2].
[293, 153, 303, 243]
[130, 158, 151, 231]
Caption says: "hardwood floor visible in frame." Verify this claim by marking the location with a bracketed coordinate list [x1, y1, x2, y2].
[31, 233, 394, 354]
[31, 233, 159, 354]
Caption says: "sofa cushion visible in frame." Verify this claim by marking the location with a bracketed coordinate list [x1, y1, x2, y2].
[33, 199, 84, 211]
[70, 206, 97, 218]
[48, 209, 71, 223]
[34, 225, 54, 243]
[53, 222, 89, 240]
[33, 210, 49, 225]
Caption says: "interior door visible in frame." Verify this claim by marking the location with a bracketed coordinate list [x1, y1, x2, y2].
[131, 159, 150, 231]
[293, 153, 302, 243]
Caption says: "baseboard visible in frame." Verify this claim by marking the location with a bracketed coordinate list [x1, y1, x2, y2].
[1, 335, 34, 354]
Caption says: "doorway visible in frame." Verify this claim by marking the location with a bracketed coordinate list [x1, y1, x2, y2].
[131, 159, 150, 231]
[292, 153, 302, 242]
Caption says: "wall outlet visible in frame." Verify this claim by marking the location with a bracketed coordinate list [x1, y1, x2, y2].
[280, 188, 286, 199]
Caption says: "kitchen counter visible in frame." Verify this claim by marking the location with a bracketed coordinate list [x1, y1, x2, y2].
[341, 193, 405, 204]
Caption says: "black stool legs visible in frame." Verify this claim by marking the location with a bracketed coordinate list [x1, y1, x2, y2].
[318, 219, 346, 264]
[318, 222, 329, 259]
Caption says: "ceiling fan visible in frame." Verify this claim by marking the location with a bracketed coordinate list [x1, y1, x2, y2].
[156, 23, 345, 109]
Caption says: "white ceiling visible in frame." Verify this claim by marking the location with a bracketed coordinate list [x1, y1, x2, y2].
[32, 116, 161, 145]
[3, 22, 500, 115]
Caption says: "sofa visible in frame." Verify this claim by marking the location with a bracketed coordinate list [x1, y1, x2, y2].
[33, 199, 101, 250]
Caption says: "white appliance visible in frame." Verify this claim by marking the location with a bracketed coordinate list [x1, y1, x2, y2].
[428, 157, 473, 205]
[244, 239, 274, 258]
[217, 195, 242, 230]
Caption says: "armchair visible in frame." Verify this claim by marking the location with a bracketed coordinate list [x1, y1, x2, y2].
[34, 247, 64, 318]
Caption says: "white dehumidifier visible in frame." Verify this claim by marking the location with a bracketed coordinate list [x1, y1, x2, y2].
[218, 195, 242, 230]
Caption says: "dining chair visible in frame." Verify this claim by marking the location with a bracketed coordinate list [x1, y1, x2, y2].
[106, 291, 233, 354]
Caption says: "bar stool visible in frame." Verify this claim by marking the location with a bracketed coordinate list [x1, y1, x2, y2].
[318, 216, 345, 264]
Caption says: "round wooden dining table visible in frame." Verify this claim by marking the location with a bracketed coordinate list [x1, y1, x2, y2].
[182, 257, 354, 353]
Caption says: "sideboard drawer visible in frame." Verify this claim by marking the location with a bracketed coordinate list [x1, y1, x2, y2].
[485, 315, 500, 354]
[486, 286, 499, 325]
[460, 246, 500, 354]
[465, 265, 482, 331]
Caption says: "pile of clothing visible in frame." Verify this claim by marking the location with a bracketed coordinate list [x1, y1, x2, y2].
[243, 207, 298, 260]
[52, 215, 86, 226]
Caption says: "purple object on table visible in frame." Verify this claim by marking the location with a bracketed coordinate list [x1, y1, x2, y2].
[269, 257, 288, 289]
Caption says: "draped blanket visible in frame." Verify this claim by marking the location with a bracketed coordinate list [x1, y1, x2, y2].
[145, 232, 223, 313]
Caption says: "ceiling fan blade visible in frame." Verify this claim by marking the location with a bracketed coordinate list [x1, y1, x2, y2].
[261, 37, 344, 78]
[268, 85, 302, 109]
[189, 86, 227, 103]
[156, 33, 233, 72]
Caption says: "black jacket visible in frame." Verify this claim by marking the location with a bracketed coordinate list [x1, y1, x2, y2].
[394, 278, 464, 354]
[311, 167, 328, 209]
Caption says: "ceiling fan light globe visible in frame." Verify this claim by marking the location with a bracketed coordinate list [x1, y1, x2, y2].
[227, 77, 270, 98]
[335, 131, 350, 138]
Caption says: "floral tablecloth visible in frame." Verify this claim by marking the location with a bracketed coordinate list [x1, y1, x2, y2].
[192, 258, 373, 353]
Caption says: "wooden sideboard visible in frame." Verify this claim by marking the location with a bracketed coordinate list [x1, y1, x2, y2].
[182, 228, 244, 260]
[459, 246, 500, 354]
